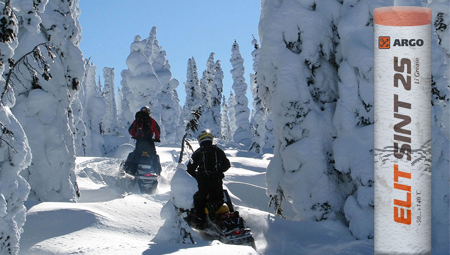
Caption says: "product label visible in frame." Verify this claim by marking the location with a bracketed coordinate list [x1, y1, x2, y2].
[374, 23, 431, 255]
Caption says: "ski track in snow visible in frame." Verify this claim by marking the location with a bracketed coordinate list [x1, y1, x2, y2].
[18, 145, 373, 255]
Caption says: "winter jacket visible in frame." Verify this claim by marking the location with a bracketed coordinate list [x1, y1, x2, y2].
[128, 111, 161, 142]
[187, 143, 230, 181]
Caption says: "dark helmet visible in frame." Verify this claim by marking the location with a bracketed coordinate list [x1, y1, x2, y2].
[197, 130, 214, 145]
[140, 106, 151, 115]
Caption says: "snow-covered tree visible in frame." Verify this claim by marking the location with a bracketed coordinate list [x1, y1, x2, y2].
[221, 95, 231, 141]
[119, 69, 133, 136]
[249, 37, 265, 153]
[72, 86, 87, 156]
[117, 87, 123, 128]
[183, 57, 201, 137]
[258, 0, 450, 248]
[331, 0, 381, 239]
[228, 91, 237, 137]
[160, 78, 182, 144]
[0, 1, 33, 253]
[121, 33, 162, 133]
[102, 67, 119, 135]
[12, 0, 83, 202]
[120, 27, 180, 142]
[210, 60, 224, 138]
[262, 111, 275, 149]
[198, 53, 216, 133]
[426, 0, 450, 252]
[230, 41, 252, 145]
[81, 60, 105, 156]
[259, 0, 344, 222]
[152, 45, 181, 144]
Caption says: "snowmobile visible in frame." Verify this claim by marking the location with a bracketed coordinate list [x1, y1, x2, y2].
[180, 189, 255, 248]
[119, 149, 162, 194]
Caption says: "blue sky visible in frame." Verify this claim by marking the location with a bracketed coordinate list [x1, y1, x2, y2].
[78, 0, 261, 107]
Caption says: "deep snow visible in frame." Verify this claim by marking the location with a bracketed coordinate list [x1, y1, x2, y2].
[19, 142, 374, 255]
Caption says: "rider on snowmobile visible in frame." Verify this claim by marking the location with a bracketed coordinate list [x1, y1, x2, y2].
[186, 130, 231, 229]
[125, 106, 161, 175]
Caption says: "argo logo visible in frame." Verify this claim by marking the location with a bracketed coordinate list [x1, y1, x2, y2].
[393, 39, 425, 47]
[379, 36, 390, 49]
[379, 37, 425, 49]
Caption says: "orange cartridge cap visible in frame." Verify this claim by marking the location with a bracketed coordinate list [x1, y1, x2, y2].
[374, 6, 432, 26]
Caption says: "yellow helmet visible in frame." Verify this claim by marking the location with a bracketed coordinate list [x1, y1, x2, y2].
[140, 106, 151, 115]
[197, 130, 214, 145]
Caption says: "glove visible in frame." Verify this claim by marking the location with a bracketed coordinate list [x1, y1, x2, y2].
[154, 138, 161, 143]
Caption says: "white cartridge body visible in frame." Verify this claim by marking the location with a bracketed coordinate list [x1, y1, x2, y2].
[374, 23, 431, 255]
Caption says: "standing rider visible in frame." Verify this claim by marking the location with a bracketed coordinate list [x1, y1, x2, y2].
[126, 106, 161, 175]
[186, 130, 230, 228]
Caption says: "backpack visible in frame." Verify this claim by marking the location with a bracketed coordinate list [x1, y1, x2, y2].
[198, 145, 219, 173]
[131, 112, 154, 139]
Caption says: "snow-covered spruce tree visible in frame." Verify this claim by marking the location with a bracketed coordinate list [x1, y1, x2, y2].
[210, 60, 224, 138]
[331, 0, 382, 239]
[183, 57, 201, 138]
[427, 0, 450, 252]
[228, 91, 237, 137]
[160, 77, 182, 144]
[119, 69, 133, 137]
[0, 1, 33, 253]
[117, 87, 123, 128]
[173, 89, 185, 142]
[102, 67, 119, 135]
[72, 82, 87, 156]
[144, 26, 160, 64]
[121, 33, 162, 133]
[221, 95, 231, 141]
[332, 1, 450, 245]
[230, 40, 252, 145]
[80, 60, 105, 156]
[12, 0, 83, 202]
[152, 45, 181, 144]
[259, 0, 344, 221]
[198, 53, 216, 133]
[249, 37, 265, 153]
[262, 111, 275, 149]
[430, 0, 450, 134]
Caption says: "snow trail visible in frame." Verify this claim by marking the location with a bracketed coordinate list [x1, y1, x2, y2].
[18, 143, 374, 254]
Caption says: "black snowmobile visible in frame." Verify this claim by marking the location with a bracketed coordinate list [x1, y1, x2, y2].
[119, 149, 162, 194]
[180, 189, 255, 248]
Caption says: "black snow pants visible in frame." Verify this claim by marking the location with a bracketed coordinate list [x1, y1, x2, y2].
[193, 179, 224, 219]
[125, 139, 157, 175]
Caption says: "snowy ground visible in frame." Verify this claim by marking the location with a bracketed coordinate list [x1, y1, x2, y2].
[18, 143, 373, 255]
